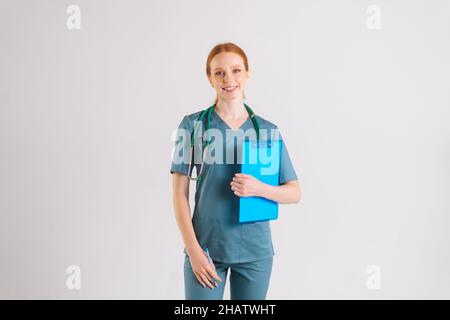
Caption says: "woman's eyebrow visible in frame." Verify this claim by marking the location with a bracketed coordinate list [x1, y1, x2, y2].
[213, 65, 243, 71]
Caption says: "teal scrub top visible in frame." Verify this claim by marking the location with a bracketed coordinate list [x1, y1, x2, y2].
[170, 108, 298, 263]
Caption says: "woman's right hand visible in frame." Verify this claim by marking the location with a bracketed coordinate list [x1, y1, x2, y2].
[187, 246, 223, 289]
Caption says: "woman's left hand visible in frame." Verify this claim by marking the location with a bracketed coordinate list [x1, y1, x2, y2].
[230, 173, 266, 197]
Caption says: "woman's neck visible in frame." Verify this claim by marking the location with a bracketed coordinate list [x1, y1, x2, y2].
[214, 99, 247, 120]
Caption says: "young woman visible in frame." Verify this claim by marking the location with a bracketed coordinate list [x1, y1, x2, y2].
[170, 42, 301, 300]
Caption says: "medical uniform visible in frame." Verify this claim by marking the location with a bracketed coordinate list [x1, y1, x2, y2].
[170, 108, 298, 299]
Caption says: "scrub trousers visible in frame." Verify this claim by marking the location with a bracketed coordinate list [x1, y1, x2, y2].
[184, 254, 273, 300]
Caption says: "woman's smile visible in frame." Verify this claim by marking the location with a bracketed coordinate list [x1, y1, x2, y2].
[222, 85, 239, 93]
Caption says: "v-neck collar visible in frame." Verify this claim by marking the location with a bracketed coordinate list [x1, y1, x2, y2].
[212, 108, 251, 131]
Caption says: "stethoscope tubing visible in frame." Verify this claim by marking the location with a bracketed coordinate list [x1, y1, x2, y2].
[187, 103, 260, 181]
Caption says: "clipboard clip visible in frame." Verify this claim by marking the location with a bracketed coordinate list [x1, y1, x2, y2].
[250, 140, 272, 149]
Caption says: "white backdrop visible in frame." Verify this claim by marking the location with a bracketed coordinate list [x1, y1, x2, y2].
[1, 0, 449, 299]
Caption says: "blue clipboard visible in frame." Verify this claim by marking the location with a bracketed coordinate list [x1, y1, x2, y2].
[238, 139, 281, 223]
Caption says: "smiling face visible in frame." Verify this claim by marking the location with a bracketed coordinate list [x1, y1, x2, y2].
[208, 52, 250, 103]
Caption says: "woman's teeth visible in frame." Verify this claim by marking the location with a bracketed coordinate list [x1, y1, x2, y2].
[222, 86, 238, 93]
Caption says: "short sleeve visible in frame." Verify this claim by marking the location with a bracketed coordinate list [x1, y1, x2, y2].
[170, 116, 192, 176]
[278, 130, 298, 184]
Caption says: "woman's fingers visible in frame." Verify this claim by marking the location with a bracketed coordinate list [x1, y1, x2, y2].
[230, 184, 243, 191]
[195, 267, 222, 289]
[231, 184, 246, 196]
[231, 175, 245, 184]
[207, 266, 222, 284]
[230, 182, 244, 192]
[231, 185, 240, 192]
[204, 270, 215, 286]
[206, 263, 221, 280]
[205, 265, 221, 287]
[194, 273, 207, 288]
[230, 181, 245, 188]
[199, 272, 215, 289]
[231, 187, 242, 196]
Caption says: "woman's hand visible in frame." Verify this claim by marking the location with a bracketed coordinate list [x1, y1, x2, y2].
[230, 173, 267, 197]
[187, 246, 222, 289]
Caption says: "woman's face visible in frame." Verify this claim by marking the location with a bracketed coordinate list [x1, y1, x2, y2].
[209, 52, 250, 102]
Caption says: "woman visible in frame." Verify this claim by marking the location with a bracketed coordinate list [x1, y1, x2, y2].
[170, 42, 301, 300]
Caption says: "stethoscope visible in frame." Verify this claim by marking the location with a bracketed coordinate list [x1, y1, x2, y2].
[188, 103, 261, 181]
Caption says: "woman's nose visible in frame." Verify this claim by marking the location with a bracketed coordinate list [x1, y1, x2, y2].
[223, 71, 233, 83]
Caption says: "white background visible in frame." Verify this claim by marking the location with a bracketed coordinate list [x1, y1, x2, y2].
[1, 0, 449, 299]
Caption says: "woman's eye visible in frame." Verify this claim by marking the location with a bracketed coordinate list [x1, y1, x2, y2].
[234, 69, 241, 73]
[215, 71, 224, 76]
